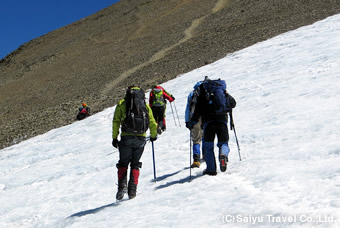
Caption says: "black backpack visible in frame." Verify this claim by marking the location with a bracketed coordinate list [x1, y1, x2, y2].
[122, 88, 150, 134]
[189, 85, 201, 120]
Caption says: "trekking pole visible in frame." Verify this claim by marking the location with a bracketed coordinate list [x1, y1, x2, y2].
[173, 102, 181, 127]
[189, 130, 192, 180]
[230, 112, 241, 161]
[151, 141, 157, 182]
[169, 102, 177, 126]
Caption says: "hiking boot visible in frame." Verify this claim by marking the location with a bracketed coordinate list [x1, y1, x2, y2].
[219, 154, 228, 172]
[128, 169, 139, 199]
[203, 169, 217, 176]
[116, 166, 128, 200]
[190, 161, 200, 168]
[157, 127, 162, 135]
[116, 185, 127, 200]
[128, 185, 137, 199]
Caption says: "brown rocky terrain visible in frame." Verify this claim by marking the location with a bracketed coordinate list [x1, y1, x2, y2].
[1, 0, 340, 149]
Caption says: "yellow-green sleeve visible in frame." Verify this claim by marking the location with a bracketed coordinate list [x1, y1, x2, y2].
[147, 104, 158, 138]
[112, 99, 125, 139]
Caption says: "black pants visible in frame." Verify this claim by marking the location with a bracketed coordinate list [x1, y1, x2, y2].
[117, 136, 146, 169]
[203, 121, 230, 172]
[203, 121, 229, 143]
[151, 106, 166, 129]
[76, 113, 88, 120]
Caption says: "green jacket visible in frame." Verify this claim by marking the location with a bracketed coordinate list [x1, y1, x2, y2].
[112, 98, 158, 139]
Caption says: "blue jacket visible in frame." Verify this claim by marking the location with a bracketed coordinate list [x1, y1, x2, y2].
[185, 81, 202, 122]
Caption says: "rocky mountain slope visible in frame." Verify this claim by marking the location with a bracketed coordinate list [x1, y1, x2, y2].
[1, 0, 340, 149]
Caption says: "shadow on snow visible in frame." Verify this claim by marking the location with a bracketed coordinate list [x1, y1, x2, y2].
[154, 167, 203, 190]
[151, 169, 184, 182]
[68, 202, 120, 218]
[67, 168, 203, 218]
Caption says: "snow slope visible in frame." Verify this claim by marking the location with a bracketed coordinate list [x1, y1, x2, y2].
[1, 14, 340, 228]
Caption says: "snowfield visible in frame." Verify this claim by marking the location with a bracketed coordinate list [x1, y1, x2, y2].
[1, 14, 340, 228]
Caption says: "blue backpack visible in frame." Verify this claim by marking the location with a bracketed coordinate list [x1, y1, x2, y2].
[202, 79, 230, 113]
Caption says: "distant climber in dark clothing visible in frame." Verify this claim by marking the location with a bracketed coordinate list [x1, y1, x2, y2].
[76, 103, 90, 120]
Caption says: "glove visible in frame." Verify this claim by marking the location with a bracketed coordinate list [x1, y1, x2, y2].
[112, 139, 119, 148]
[171, 95, 175, 101]
[185, 121, 197, 130]
[150, 136, 157, 142]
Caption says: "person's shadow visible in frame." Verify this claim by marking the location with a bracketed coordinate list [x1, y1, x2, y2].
[153, 167, 203, 190]
[68, 168, 203, 218]
[152, 169, 183, 182]
[68, 202, 121, 218]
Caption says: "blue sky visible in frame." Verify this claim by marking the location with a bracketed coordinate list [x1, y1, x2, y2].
[0, 0, 120, 59]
